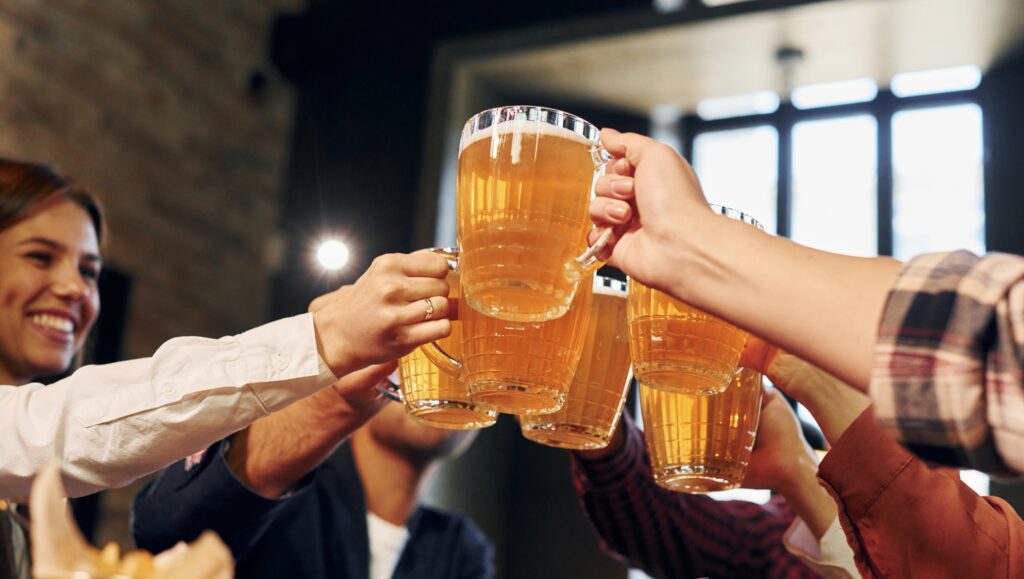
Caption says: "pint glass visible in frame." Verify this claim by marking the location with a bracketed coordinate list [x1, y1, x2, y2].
[520, 276, 632, 449]
[628, 205, 763, 395]
[640, 368, 763, 493]
[457, 105, 610, 323]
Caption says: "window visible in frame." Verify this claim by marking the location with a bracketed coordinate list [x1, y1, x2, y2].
[790, 115, 878, 256]
[892, 104, 985, 260]
[693, 126, 779, 233]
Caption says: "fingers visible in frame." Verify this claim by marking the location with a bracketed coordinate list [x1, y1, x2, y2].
[589, 197, 633, 226]
[397, 295, 452, 326]
[403, 250, 452, 278]
[398, 277, 450, 302]
[332, 361, 398, 400]
[396, 319, 452, 351]
[594, 174, 636, 200]
[600, 127, 667, 170]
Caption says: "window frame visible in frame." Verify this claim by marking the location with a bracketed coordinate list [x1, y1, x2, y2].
[681, 87, 982, 256]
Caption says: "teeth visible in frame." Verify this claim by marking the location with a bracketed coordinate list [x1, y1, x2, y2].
[31, 314, 73, 333]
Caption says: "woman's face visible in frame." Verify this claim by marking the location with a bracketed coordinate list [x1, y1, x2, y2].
[0, 199, 101, 384]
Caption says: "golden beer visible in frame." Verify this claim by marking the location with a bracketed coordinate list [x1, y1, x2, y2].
[398, 337, 497, 430]
[520, 277, 631, 449]
[457, 106, 601, 322]
[628, 281, 747, 395]
[461, 274, 594, 414]
[640, 369, 763, 493]
[627, 206, 763, 395]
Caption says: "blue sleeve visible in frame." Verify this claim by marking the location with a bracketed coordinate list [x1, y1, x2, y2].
[130, 438, 317, 559]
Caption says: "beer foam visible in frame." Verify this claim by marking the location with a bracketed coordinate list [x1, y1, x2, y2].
[460, 117, 594, 154]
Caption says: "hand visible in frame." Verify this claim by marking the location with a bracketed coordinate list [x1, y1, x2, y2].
[311, 251, 451, 377]
[742, 386, 817, 494]
[326, 361, 396, 418]
[739, 334, 780, 374]
[588, 128, 714, 292]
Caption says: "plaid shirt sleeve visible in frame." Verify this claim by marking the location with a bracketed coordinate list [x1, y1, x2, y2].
[870, 250, 1024, 475]
[570, 413, 818, 579]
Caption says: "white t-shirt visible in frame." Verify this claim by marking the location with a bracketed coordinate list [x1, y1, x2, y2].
[0, 313, 335, 499]
[367, 511, 411, 579]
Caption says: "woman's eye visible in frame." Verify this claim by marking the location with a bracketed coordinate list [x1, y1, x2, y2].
[25, 252, 53, 265]
[79, 266, 100, 281]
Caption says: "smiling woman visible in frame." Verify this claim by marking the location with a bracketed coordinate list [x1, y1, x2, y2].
[0, 161, 105, 387]
[0, 160, 106, 579]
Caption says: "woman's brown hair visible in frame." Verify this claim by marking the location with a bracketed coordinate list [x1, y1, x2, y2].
[0, 159, 105, 244]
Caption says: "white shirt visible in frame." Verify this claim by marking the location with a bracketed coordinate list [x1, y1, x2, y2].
[367, 511, 410, 579]
[0, 313, 336, 499]
[783, 516, 859, 578]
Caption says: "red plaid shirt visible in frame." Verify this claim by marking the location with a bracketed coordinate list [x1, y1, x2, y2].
[571, 414, 820, 579]
[871, 251, 1024, 475]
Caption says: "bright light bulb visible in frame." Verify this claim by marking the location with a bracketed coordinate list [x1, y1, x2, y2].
[317, 240, 350, 271]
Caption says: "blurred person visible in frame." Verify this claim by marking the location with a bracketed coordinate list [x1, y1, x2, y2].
[587, 128, 1024, 476]
[0, 159, 451, 577]
[132, 396, 494, 579]
[572, 342, 857, 579]
[771, 349, 1024, 578]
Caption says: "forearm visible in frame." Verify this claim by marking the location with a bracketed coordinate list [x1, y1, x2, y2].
[775, 462, 835, 540]
[766, 354, 871, 446]
[228, 387, 380, 498]
[671, 216, 901, 392]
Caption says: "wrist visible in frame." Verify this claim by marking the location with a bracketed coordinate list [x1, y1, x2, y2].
[312, 311, 361, 377]
[773, 454, 820, 499]
[666, 213, 749, 306]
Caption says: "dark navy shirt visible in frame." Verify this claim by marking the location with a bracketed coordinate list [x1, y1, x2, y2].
[132, 441, 494, 579]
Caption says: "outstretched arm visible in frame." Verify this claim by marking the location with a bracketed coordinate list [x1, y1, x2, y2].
[588, 128, 899, 392]
[572, 414, 816, 579]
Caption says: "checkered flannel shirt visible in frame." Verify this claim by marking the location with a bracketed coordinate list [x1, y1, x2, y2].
[870, 250, 1024, 476]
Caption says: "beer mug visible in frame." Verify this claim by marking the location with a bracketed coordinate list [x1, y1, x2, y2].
[628, 205, 763, 395]
[423, 248, 594, 414]
[640, 368, 764, 493]
[456, 105, 612, 323]
[520, 276, 632, 450]
[378, 249, 497, 430]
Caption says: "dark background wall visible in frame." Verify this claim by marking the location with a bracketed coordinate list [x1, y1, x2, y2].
[267, 0, 651, 316]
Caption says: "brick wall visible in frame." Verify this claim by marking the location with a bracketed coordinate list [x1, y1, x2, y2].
[0, 0, 300, 355]
[0, 0, 302, 550]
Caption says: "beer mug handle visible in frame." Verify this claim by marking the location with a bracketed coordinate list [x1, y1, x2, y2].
[376, 375, 403, 403]
[567, 141, 616, 280]
[420, 246, 463, 379]
[420, 340, 463, 379]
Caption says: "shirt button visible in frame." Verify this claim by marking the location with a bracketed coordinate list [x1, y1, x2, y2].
[160, 383, 177, 397]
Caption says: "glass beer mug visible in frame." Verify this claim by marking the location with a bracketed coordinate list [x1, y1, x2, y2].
[640, 368, 764, 493]
[455, 105, 612, 323]
[377, 249, 498, 430]
[519, 276, 633, 450]
[628, 205, 764, 395]
[421, 250, 594, 414]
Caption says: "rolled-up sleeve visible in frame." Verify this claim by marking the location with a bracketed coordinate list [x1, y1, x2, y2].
[0, 313, 336, 498]
[870, 250, 1024, 475]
